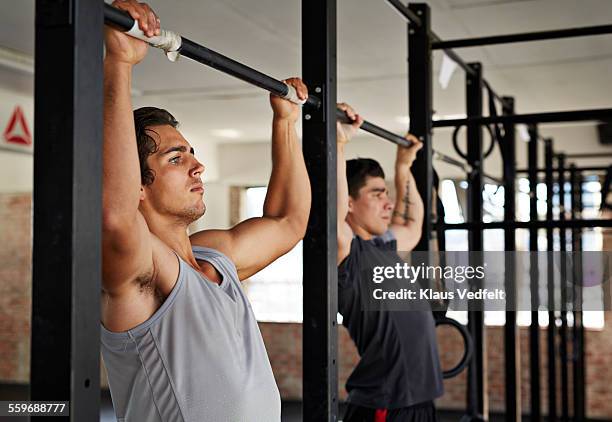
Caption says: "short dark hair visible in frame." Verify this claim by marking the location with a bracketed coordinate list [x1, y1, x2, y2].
[346, 158, 385, 198]
[133, 107, 179, 185]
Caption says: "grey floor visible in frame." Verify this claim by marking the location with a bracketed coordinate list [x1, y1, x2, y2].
[1, 384, 536, 422]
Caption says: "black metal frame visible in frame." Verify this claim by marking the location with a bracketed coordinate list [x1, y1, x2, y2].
[465, 62, 488, 421]
[387, 2, 610, 420]
[564, 152, 612, 159]
[557, 153, 570, 422]
[501, 97, 521, 422]
[433, 24, 612, 49]
[407, 3, 433, 252]
[433, 108, 612, 127]
[436, 219, 612, 230]
[570, 166, 586, 422]
[544, 139, 557, 422]
[32, 0, 103, 420]
[34, 1, 608, 420]
[527, 124, 541, 422]
[517, 165, 610, 174]
[301, 1, 338, 420]
[387, 0, 508, 108]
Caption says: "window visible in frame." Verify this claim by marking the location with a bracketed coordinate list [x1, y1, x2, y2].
[241, 187, 303, 322]
[439, 179, 605, 329]
[239, 180, 605, 329]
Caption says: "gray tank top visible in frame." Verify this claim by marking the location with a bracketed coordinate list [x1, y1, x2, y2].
[101, 246, 281, 422]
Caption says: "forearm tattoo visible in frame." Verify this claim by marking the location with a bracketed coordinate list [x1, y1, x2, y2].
[393, 179, 415, 223]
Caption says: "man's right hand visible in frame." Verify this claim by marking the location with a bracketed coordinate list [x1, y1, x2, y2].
[336, 103, 363, 146]
[105, 0, 161, 65]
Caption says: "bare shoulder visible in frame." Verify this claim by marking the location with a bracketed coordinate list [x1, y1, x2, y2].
[189, 228, 234, 258]
[150, 234, 181, 295]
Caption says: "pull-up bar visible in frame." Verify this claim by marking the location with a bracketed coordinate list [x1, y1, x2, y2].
[105, 4, 487, 179]
[335, 113, 504, 184]
[105, 5, 426, 156]
[103, 4, 321, 108]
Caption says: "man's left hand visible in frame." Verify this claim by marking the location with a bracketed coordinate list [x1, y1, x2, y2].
[396, 133, 423, 169]
[270, 77, 308, 123]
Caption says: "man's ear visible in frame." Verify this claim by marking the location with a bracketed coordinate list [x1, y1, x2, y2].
[347, 196, 354, 213]
[140, 186, 146, 201]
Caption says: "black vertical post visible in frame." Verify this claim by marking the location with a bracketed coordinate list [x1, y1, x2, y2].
[502, 97, 521, 422]
[544, 139, 557, 421]
[302, 0, 338, 420]
[573, 171, 586, 422]
[527, 124, 541, 422]
[569, 165, 581, 422]
[32, 0, 103, 420]
[557, 154, 569, 422]
[466, 62, 487, 421]
[408, 3, 433, 251]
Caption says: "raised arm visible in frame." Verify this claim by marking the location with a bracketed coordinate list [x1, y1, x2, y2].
[102, 0, 160, 293]
[190, 78, 311, 280]
[389, 135, 424, 251]
[337, 103, 363, 264]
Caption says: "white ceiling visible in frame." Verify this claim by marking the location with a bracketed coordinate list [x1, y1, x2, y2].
[1, 0, 611, 162]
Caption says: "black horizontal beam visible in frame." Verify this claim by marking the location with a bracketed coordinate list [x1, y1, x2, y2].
[516, 166, 610, 174]
[564, 152, 612, 159]
[433, 108, 612, 127]
[433, 24, 612, 50]
[436, 219, 612, 230]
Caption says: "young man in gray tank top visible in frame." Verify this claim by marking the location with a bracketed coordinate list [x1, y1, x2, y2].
[101, 1, 310, 420]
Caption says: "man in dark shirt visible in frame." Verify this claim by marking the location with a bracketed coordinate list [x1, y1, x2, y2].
[336, 103, 444, 421]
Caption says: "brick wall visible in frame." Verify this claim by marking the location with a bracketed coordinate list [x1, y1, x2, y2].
[262, 321, 612, 419]
[0, 193, 31, 383]
[1, 193, 611, 418]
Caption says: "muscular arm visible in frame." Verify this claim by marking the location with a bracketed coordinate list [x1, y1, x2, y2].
[390, 139, 425, 251]
[191, 79, 311, 280]
[336, 104, 362, 264]
[102, 2, 160, 294]
[337, 139, 354, 264]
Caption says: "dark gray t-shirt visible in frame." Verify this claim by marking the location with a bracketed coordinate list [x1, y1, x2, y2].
[101, 246, 281, 422]
[338, 233, 444, 409]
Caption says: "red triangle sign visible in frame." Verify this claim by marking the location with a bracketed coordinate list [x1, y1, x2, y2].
[3, 106, 32, 146]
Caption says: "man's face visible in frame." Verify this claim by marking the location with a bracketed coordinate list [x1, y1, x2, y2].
[141, 124, 206, 225]
[348, 176, 394, 236]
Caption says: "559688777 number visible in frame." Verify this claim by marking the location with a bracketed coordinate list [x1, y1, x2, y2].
[0, 401, 69, 416]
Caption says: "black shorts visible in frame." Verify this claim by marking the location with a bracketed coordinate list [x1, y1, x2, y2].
[343, 401, 438, 422]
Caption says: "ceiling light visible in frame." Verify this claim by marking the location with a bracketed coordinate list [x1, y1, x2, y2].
[211, 129, 242, 139]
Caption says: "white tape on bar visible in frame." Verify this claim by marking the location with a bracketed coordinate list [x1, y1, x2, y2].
[126, 20, 182, 62]
[282, 83, 306, 105]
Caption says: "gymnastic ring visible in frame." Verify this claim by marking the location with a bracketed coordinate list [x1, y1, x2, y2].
[452, 125, 496, 160]
[435, 316, 473, 379]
